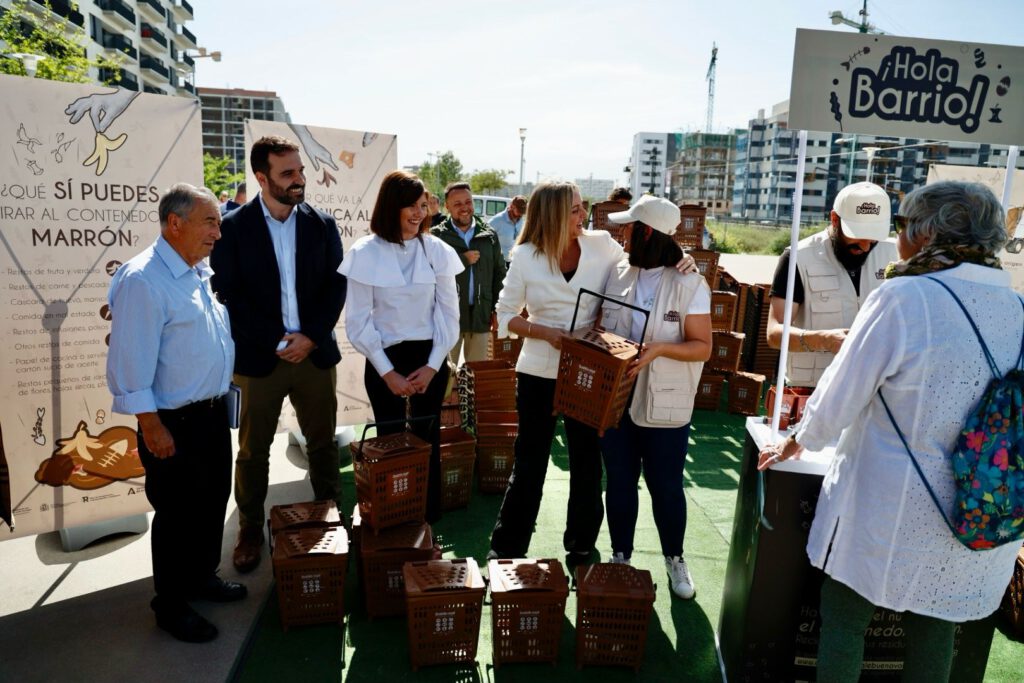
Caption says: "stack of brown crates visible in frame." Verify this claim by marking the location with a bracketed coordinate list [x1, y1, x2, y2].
[459, 360, 518, 494]
[1002, 548, 1024, 637]
[438, 426, 476, 510]
[351, 425, 435, 618]
[591, 200, 629, 244]
[268, 500, 349, 631]
[675, 204, 706, 249]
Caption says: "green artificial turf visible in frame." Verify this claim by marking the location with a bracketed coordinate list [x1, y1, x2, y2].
[233, 406, 1023, 682]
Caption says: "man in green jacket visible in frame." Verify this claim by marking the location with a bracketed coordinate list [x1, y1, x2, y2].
[431, 182, 506, 364]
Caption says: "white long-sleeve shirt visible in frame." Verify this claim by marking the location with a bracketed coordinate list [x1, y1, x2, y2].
[339, 234, 463, 376]
[795, 263, 1024, 621]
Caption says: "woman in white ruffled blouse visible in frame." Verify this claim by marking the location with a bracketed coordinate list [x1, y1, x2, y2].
[339, 170, 463, 522]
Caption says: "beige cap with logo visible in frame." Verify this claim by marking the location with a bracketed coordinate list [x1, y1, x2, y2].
[833, 182, 891, 241]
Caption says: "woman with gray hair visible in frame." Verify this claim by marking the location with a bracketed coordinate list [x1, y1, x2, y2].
[757, 181, 1024, 680]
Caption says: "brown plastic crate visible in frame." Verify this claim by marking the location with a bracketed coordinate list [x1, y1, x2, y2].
[707, 331, 745, 373]
[591, 200, 628, 243]
[674, 204, 706, 250]
[269, 500, 342, 539]
[710, 291, 737, 332]
[694, 372, 726, 411]
[350, 503, 361, 564]
[764, 384, 813, 430]
[439, 428, 476, 511]
[440, 394, 462, 428]
[404, 558, 486, 670]
[360, 521, 434, 618]
[477, 436, 515, 494]
[475, 410, 518, 441]
[1001, 549, 1024, 636]
[489, 332, 523, 363]
[728, 371, 765, 416]
[553, 328, 639, 437]
[353, 431, 430, 534]
[489, 558, 570, 667]
[272, 525, 349, 630]
[575, 563, 656, 671]
[689, 248, 720, 289]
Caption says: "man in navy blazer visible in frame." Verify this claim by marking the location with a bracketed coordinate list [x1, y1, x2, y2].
[211, 135, 346, 573]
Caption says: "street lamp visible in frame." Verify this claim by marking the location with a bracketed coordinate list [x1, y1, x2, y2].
[835, 135, 860, 184]
[518, 128, 526, 195]
[2, 52, 46, 77]
[863, 146, 881, 183]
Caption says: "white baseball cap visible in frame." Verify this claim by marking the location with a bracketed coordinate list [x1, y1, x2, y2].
[606, 195, 680, 236]
[833, 182, 891, 241]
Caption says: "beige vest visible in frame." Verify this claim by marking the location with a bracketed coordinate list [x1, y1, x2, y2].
[788, 230, 896, 387]
[602, 262, 708, 427]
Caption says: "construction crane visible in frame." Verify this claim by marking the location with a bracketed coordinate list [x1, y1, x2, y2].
[829, 1, 884, 34]
[704, 43, 717, 134]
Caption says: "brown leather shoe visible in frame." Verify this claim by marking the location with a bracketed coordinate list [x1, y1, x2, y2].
[232, 526, 264, 574]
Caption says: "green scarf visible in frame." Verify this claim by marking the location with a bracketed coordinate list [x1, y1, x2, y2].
[883, 242, 1001, 279]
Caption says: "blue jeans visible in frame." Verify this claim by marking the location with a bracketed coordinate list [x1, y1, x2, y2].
[600, 415, 690, 558]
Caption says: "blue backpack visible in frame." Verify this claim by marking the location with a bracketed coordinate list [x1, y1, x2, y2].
[879, 276, 1024, 551]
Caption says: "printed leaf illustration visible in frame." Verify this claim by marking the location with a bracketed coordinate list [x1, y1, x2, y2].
[830, 92, 843, 131]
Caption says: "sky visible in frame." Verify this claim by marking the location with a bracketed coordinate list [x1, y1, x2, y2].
[189, 0, 1024, 187]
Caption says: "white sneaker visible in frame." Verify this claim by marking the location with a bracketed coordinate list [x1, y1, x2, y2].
[609, 552, 630, 565]
[665, 555, 695, 599]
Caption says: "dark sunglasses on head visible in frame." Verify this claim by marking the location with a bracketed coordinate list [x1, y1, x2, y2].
[893, 214, 909, 234]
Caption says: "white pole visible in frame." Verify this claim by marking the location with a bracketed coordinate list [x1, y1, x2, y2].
[770, 129, 808, 437]
[1001, 146, 1020, 235]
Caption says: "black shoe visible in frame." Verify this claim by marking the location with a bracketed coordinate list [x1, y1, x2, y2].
[151, 598, 218, 643]
[190, 576, 247, 602]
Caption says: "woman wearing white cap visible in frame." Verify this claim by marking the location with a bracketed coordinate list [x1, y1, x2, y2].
[599, 195, 712, 599]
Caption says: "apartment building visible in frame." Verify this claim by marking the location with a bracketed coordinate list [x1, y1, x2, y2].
[667, 130, 744, 216]
[627, 132, 677, 199]
[0, 0, 198, 96]
[198, 87, 291, 173]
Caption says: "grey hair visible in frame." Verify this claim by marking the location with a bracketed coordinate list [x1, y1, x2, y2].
[899, 181, 1007, 255]
[158, 183, 218, 228]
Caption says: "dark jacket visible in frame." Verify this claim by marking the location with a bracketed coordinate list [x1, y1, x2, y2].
[430, 216, 506, 333]
[211, 198, 346, 377]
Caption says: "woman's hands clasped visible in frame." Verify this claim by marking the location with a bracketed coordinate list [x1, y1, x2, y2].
[383, 367, 437, 397]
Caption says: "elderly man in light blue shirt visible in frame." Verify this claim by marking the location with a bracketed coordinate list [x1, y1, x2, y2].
[107, 183, 244, 644]
[488, 195, 527, 264]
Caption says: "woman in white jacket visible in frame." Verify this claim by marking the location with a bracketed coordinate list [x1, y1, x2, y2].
[339, 170, 463, 522]
[600, 195, 712, 599]
[487, 181, 625, 563]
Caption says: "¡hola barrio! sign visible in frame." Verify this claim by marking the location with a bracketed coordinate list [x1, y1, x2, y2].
[789, 29, 1024, 145]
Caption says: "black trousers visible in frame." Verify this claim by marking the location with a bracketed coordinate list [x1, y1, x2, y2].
[490, 372, 604, 557]
[137, 397, 232, 602]
[363, 340, 449, 523]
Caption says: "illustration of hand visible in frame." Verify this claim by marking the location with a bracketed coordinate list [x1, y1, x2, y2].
[65, 87, 138, 134]
[290, 124, 338, 173]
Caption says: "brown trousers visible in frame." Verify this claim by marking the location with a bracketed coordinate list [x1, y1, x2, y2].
[234, 358, 339, 530]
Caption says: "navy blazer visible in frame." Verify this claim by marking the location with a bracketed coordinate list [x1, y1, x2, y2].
[211, 198, 346, 377]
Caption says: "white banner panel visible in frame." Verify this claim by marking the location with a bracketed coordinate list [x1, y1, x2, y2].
[0, 75, 202, 538]
[926, 163, 1024, 296]
[790, 29, 1024, 145]
[242, 120, 397, 428]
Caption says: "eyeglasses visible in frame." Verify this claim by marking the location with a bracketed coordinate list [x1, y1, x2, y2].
[893, 214, 909, 234]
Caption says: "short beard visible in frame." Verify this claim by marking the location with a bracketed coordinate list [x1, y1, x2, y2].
[830, 227, 874, 270]
[269, 178, 304, 206]
[452, 214, 472, 229]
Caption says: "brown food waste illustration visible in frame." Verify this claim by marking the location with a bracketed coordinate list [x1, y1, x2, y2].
[34, 421, 142, 490]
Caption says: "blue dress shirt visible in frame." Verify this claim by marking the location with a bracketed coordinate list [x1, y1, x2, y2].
[453, 222, 476, 305]
[259, 193, 302, 333]
[488, 209, 522, 262]
[107, 236, 234, 414]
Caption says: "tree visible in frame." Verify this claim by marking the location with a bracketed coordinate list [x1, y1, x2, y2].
[468, 169, 512, 195]
[418, 151, 464, 197]
[203, 153, 244, 197]
[0, 0, 123, 83]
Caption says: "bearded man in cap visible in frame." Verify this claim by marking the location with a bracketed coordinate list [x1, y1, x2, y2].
[766, 182, 898, 388]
